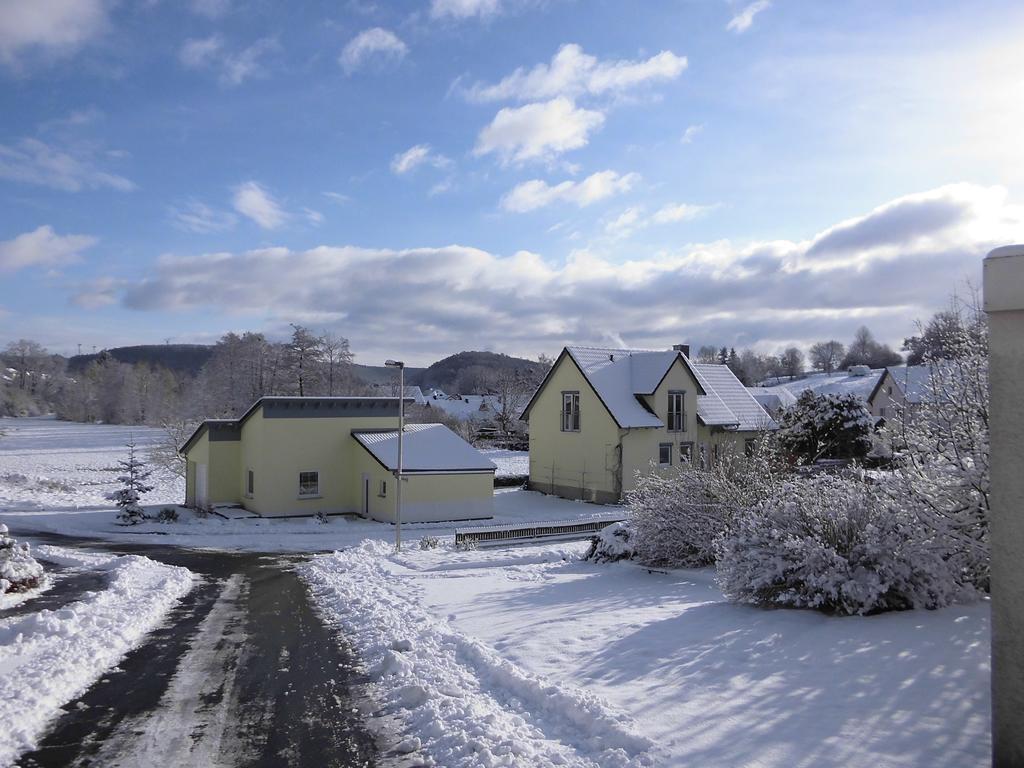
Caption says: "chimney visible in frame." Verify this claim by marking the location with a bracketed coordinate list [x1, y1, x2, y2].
[673, 343, 690, 358]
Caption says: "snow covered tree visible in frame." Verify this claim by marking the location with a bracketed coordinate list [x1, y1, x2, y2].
[777, 391, 873, 463]
[0, 524, 44, 594]
[716, 473, 969, 615]
[628, 434, 786, 567]
[882, 297, 990, 590]
[109, 439, 155, 524]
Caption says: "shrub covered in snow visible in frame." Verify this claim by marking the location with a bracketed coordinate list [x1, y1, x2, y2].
[155, 506, 179, 524]
[418, 535, 441, 550]
[627, 435, 786, 568]
[716, 473, 968, 615]
[777, 391, 873, 463]
[880, 307, 990, 590]
[0, 524, 44, 594]
[108, 440, 154, 525]
[584, 522, 635, 562]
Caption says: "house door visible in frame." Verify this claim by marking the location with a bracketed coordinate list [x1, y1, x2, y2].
[194, 462, 208, 512]
[361, 473, 370, 517]
[196, 463, 209, 509]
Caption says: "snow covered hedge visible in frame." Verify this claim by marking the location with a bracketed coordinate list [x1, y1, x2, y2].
[716, 474, 969, 615]
[0, 524, 44, 594]
[626, 435, 784, 568]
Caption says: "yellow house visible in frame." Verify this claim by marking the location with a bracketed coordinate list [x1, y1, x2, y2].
[180, 397, 496, 522]
[521, 346, 776, 504]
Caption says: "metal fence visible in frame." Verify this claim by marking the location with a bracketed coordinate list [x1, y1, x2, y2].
[454, 514, 626, 547]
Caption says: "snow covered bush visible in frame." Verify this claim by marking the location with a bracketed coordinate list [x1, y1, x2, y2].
[716, 474, 967, 615]
[156, 506, 179, 524]
[418, 535, 441, 550]
[881, 299, 990, 590]
[777, 391, 873, 463]
[0, 524, 44, 594]
[108, 440, 154, 525]
[628, 434, 785, 567]
[584, 522, 635, 562]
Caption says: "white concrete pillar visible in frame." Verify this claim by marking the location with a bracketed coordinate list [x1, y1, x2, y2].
[984, 245, 1024, 768]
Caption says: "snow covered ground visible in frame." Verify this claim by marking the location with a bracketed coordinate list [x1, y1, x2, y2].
[480, 448, 529, 478]
[0, 545, 193, 766]
[304, 540, 992, 768]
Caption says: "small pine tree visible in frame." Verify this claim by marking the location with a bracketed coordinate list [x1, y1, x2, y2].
[109, 439, 155, 525]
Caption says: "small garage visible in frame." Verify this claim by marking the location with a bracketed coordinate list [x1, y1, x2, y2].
[352, 424, 496, 523]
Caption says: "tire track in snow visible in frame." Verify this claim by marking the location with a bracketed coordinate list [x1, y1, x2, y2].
[79, 574, 251, 768]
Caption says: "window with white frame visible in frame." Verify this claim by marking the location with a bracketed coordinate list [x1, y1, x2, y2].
[658, 442, 673, 466]
[561, 391, 580, 432]
[246, 469, 254, 496]
[679, 442, 694, 464]
[298, 471, 319, 497]
[667, 391, 686, 431]
[379, 479, 388, 497]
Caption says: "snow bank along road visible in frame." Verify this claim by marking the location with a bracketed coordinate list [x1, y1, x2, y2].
[3, 534, 380, 768]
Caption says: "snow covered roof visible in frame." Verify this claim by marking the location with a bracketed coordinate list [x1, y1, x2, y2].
[427, 394, 507, 422]
[694, 364, 777, 430]
[530, 346, 774, 431]
[353, 424, 496, 473]
[756, 369, 884, 403]
[748, 387, 798, 413]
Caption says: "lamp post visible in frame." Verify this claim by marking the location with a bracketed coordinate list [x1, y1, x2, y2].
[385, 359, 405, 552]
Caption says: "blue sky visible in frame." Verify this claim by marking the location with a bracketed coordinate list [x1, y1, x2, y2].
[2, 0, 1023, 365]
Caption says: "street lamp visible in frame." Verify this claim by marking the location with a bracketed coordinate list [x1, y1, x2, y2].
[385, 359, 405, 551]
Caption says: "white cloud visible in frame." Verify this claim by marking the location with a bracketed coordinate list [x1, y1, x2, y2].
[190, 0, 230, 18]
[0, 225, 96, 272]
[727, 1, 771, 33]
[501, 170, 639, 212]
[605, 201, 716, 238]
[323, 191, 351, 205]
[0, 136, 134, 192]
[179, 36, 223, 69]
[391, 144, 451, 175]
[651, 202, 714, 224]
[70, 276, 123, 309]
[430, 0, 500, 19]
[340, 27, 407, 74]
[680, 124, 703, 144]
[171, 200, 238, 233]
[474, 97, 605, 163]
[110, 184, 1018, 361]
[232, 181, 288, 229]
[0, 0, 109, 67]
[464, 43, 687, 103]
[180, 36, 278, 86]
[304, 208, 324, 225]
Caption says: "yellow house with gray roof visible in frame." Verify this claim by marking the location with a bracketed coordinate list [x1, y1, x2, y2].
[180, 397, 496, 522]
[521, 346, 776, 504]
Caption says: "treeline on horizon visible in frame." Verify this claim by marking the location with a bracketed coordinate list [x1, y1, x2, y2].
[0, 308, 968, 427]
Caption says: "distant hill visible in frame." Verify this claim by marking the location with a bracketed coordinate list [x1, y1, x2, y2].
[68, 344, 214, 375]
[351, 363, 427, 387]
[417, 351, 545, 394]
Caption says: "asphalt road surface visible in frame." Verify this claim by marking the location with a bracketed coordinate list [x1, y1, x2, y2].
[12, 535, 382, 768]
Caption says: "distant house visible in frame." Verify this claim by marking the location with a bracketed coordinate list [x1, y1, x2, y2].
[179, 397, 495, 522]
[521, 346, 775, 504]
[753, 366, 883, 410]
[867, 365, 932, 424]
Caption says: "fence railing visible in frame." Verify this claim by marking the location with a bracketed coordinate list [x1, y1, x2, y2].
[454, 514, 625, 547]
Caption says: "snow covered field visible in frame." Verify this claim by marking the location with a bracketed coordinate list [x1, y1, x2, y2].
[0, 545, 193, 765]
[479, 448, 529, 479]
[304, 541, 992, 768]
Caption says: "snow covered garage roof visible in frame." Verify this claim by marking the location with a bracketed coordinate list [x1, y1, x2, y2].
[353, 424, 497, 474]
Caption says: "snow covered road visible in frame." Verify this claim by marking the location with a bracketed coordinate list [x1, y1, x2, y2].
[7, 538, 381, 768]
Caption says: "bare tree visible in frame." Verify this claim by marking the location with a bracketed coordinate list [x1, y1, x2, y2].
[780, 347, 804, 379]
[285, 324, 323, 397]
[4, 340, 47, 391]
[490, 369, 532, 443]
[809, 340, 845, 374]
[319, 331, 353, 396]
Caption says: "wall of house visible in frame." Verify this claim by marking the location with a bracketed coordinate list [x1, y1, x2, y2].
[184, 431, 207, 507]
[241, 408, 399, 516]
[527, 355, 623, 503]
[985, 246, 1024, 766]
[868, 372, 907, 422]
[350, 444, 395, 521]
[207, 439, 241, 505]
